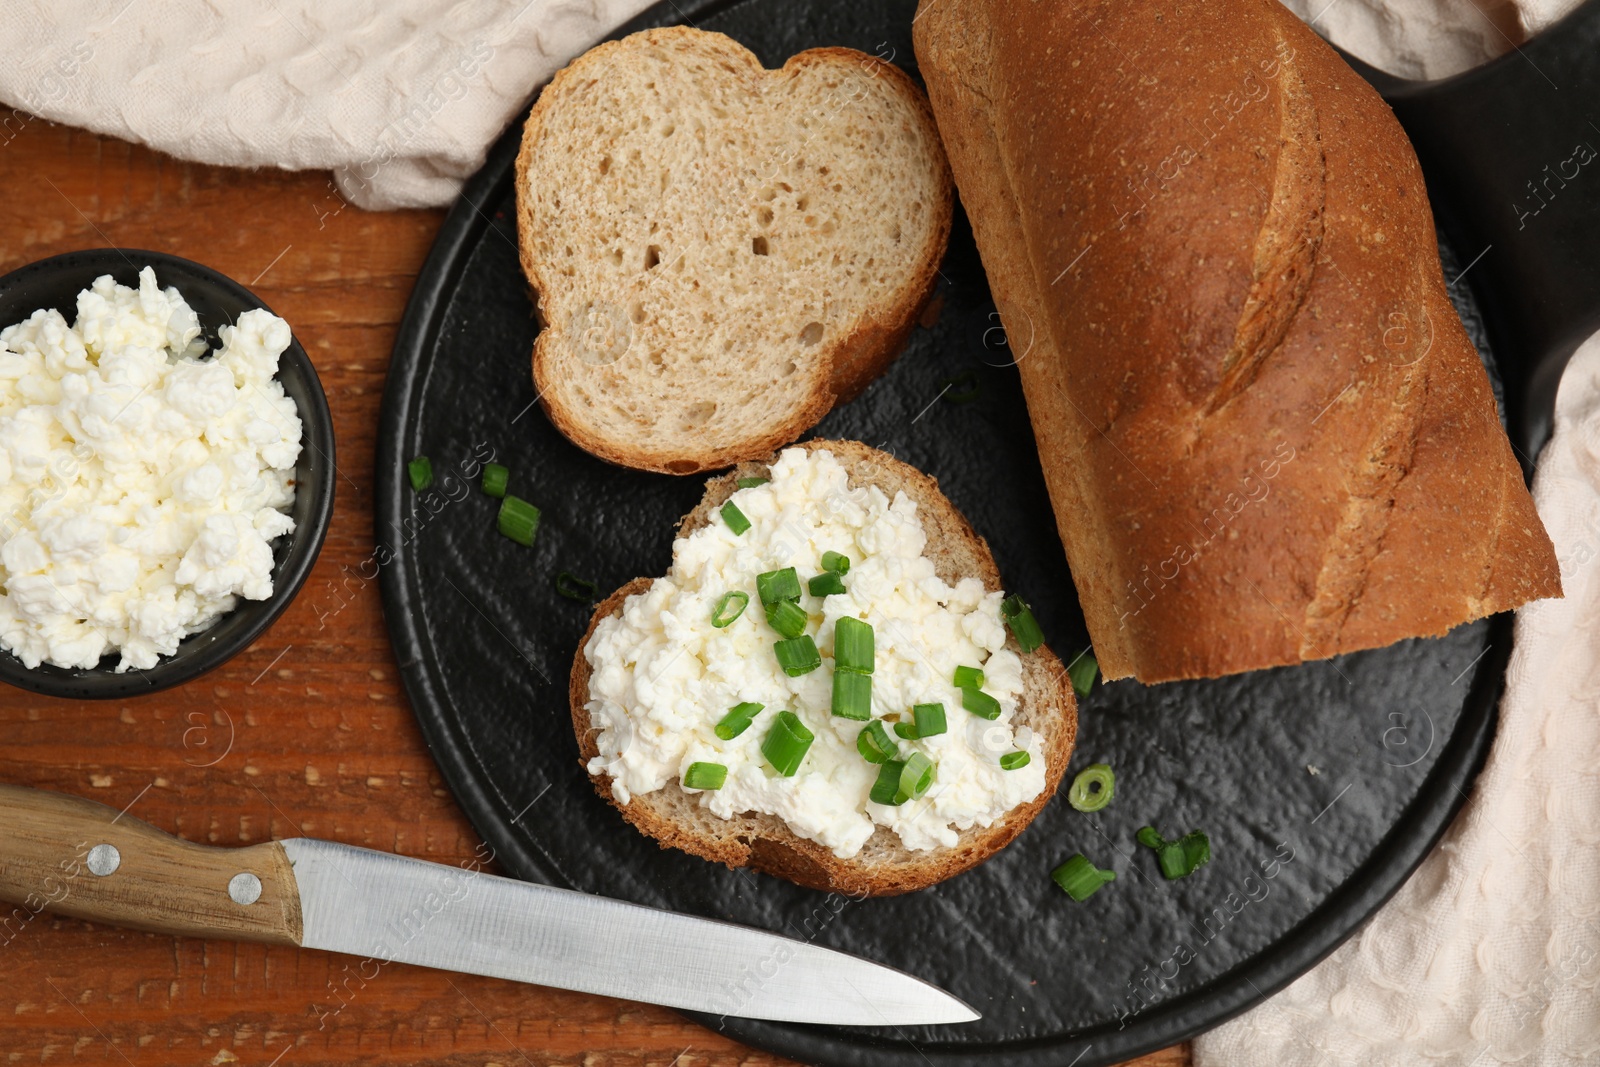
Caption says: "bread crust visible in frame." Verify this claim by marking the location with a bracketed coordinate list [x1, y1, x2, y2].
[913, 0, 1560, 683]
[517, 30, 953, 476]
[569, 440, 1077, 896]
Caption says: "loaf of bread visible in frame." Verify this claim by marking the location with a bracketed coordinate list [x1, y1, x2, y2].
[516, 28, 952, 475]
[571, 441, 1076, 895]
[913, 0, 1561, 682]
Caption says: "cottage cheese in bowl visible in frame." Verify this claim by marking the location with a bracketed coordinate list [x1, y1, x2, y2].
[0, 266, 302, 671]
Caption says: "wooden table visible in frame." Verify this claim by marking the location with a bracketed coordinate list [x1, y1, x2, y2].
[0, 120, 1190, 1067]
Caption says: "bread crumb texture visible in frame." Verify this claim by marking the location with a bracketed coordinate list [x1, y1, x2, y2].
[517, 29, 951, 473]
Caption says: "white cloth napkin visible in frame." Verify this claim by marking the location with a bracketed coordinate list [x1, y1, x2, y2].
[0, 0, 656, 210]
[6, 0, 1596, 1062]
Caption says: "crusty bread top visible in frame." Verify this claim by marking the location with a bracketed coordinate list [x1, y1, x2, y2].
[517, 29, 953, 475]
[570, 440, 1077, 896]
[914, 0, 1561, 683]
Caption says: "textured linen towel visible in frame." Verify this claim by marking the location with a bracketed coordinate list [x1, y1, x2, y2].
[0, 0, 657, 209]
[3, 0, 1596, 1062]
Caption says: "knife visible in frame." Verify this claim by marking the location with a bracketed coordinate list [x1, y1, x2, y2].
[0, 783, 978, 1026]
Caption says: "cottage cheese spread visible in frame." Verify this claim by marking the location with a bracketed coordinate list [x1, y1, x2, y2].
[583, 447, 1047, 858]
[0, 266, 302, 671]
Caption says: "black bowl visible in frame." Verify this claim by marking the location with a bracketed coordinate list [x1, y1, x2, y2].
[0, 248, 335, 698]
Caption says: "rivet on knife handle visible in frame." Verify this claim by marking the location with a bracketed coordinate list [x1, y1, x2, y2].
[0, 783, 302, 946]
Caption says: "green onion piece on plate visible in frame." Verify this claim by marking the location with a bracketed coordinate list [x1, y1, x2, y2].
[710, 590, 749, 628]
[913, 703, 947, 737]
[1068, 763, 1116, 812]
[895, 752, 935, 803]
[756, 567, 801, 605]
[952, 665, 984, 689]
[761, 711, 814, 776]
[765, 598, 808, 639]
[820, 550, 850, 575]
[940, 369, 981, 405]
[407, 456, 434, 492]
[869, 759, 908, 805]
[1137, 826, 1212, 880]
[961, 685, 1001, 720]
[894, 721, 918, 740]
[1051, 854, 1116, 902]
[834, 617, 874, 673]
[1000, 750, 1031, 770]
[857, 721, 896, 763]
[773, 635, 821, 676]
[497, 495, 541, 547]
[480, 462, 508, 498]
[1068, 651, 1099, 698]
[715, 702, 763, 741]
[554, 572, 598, 601]
[1173, 832, 1212, 878]
[1001, 594, 1045, 653]
[807, 571, 847, 597]
[831, 668, 872, 720]
[682, 762, 728, 790]
[720, 501, 751, 535]
[736, 476, 769, 489]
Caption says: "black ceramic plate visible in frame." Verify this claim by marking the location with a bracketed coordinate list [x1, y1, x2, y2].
[376, 2, 1514, 1063]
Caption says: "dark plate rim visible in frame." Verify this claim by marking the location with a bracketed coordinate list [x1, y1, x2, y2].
[0, 247, 336, 699]
[375, 3, 1508, 1061]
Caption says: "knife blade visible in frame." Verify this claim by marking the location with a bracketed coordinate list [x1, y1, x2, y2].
[0, 784, 977, 1026]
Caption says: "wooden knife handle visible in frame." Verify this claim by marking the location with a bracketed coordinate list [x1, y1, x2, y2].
[0, 783, 302, 946]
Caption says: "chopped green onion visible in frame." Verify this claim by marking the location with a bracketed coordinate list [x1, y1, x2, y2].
[896, 752, 935, 803]
[856, 721, 896, 763]
[773, 635, 821, 676]
[715, 702, 763, 740]
[711, 591, 749, 628]
[894, 721, 919, 740]
[961, 685, 1001, 720]
[761, 711, 814, 776]
[831, 668, 872, 720]
[481, 462, 508, 498]
[913, 703, 947, 737]
[554, 572, 598, 601]
[834, 618, 874, 673]
[952, 665, 984, 689]
[1068, 763, 1115, 812]
[756, 568, 801, 606]
[941, 369, 981, 405]
[408, 456, 434, 492]
[720, 501, 751, 535]
[870, 759, 907, 805]
[807, 571, 847, 597]
[820, 551, 850, 575]
[497, 495, 541, 546]
[1000, 750, 1031, 770]
[1137, 827, 1212, 880]
[1051, 854, 1116, 901]
[765, 598, 808, 639]
[736, 476, 769, 489]
[1068, 651, 1099, 698]
[682, 762, 728, 790]
[1001, 595, 1045, 653]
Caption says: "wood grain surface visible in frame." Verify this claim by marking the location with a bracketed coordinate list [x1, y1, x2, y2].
[0, 119, 1192, 1067]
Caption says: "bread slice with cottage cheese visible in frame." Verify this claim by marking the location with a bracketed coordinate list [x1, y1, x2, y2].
[569, 440, 1076, 896]
[516, 28, 953, 475]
